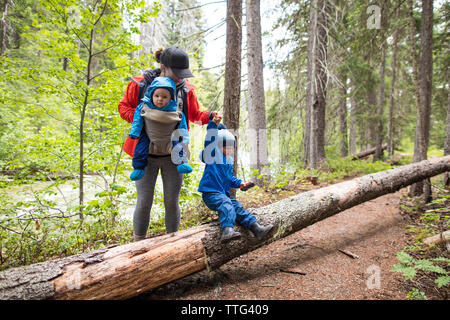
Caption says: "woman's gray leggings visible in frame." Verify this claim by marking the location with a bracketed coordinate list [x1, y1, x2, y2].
[133, 155, 183, 236]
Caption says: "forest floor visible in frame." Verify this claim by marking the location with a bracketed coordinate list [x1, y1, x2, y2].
[136, 174, 448, 301]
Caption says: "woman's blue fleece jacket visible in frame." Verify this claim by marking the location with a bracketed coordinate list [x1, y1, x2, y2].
[198, 121, 242, 196]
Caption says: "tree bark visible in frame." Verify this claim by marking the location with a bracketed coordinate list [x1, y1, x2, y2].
[351, 144, 387, 160]
[0, 0, 8, 56]
[1, 156, 449, 300]
[304, 0, 315, 167]
[223, 0, 242, 197]
[339, 76, 348, 157]
[423, 230, 450, 245]
[246, 0, 269, 184]
[367, 89, 377, 149]
[307, 0, 328, 169]
[374, 42, 386, 162]
[410, 0, 433, 197]
[349, 91, 357, 155]
[444, 78, 450, 187]
[388, 9, 399, 156]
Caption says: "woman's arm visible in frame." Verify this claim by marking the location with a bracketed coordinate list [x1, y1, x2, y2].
[186, 88, 212, 126]
[118, 76, 142, 123]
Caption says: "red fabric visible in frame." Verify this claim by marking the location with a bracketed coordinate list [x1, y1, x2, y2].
[118, 76, 210, 157]
[118, 75, 144, 124]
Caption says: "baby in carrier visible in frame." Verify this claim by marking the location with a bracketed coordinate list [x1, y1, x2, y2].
[128, 76, 192, 181]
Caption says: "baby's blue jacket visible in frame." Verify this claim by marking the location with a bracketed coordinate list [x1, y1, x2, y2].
[129, 76, 188, 140]
[198, 121, 242, 196]
[129, 77, 189, 170]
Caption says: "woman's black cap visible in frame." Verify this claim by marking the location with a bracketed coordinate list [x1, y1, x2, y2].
[160, 46, 194, 78]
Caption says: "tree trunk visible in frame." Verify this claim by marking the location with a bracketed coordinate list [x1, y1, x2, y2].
[304, 0, 315, 167]
[409, 0, 421, 114]
[388, 10, 399, 156]
[349, 92, 357, 155]
[246, 0, 269, 184]
[307, 0, 328, 169]
[367, 89, 377, 149]
[410, 0, 433, 197]
[339, 76, 348, 157]
[1, 156, 449, 300]
[0, 0, 8, 56]
[444, 77, 450, 187]
[223, 0, 242, 197]
[374, 42, 386, 162]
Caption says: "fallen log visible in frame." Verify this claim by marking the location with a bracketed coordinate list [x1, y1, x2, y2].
[423, 230, 450, 245]
[351, 144, 387, 160]
[1, 156, 449, 300]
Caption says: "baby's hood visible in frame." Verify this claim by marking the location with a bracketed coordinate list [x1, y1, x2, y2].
[147, 76, 177, 101]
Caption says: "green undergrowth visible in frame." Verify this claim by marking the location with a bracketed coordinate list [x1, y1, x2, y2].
[391, 179, 450, 300]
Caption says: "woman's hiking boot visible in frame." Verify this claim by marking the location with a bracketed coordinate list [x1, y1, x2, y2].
[250, 222, 274, 241]
[220, 227, 241, 243]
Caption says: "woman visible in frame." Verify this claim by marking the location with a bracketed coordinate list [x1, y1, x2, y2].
[118, 46, 219, 241]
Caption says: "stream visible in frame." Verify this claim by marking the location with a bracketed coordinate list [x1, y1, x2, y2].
[2, 174, 166, 222]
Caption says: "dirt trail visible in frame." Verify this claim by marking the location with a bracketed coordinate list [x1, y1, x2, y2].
[139, 190, 411, 300]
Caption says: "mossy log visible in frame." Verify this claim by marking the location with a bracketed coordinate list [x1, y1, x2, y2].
[1, 156, 449, 300]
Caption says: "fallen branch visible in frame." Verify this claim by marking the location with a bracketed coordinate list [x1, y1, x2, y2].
[280, 268, 307, 275]
[423, 230, 450, 245]
[0, 156, 449, 300]
[351, 144, 388, 160]
[338, 249, 360, 259]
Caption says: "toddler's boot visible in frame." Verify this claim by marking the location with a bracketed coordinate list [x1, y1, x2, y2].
[220, 227, 241, 243]
[250, 222, 274, 241]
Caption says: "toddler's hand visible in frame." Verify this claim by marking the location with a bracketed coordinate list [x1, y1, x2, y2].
[240, 182, 255, 191]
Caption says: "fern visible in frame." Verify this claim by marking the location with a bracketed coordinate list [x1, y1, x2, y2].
[391, 251, 449, 288]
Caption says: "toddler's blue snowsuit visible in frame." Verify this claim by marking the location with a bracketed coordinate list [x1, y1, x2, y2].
[198, 121, 257, 229]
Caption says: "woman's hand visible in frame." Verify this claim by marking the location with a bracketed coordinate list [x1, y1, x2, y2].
[211, 111, 223, 125]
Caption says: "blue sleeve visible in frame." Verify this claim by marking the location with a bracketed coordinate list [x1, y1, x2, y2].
[129, 103, 144, 139]
[218, 164, 241, 189]
[204, 120, 218, 149]
[228, 166, 242, 189]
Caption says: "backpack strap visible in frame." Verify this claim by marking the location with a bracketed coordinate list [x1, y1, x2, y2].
[129, 69, 159, 106]
[176, 81, 190, 124]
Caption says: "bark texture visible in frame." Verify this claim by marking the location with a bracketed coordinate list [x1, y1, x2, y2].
[1, 156, 449, 300]
[351, 144, 387, 160]
[223, 0, 242, 196]
[410, 0, 433, 196]
[246, 0, 269, 183]
[306, 0, 328, 168]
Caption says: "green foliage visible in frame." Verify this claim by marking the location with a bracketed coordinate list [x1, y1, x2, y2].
[0, 184, 134, 271]
[406, 288, 427, 300]
[392, 186, 450, 299]
[391, 251, 449, 289]
[0, 0, 159, 270]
